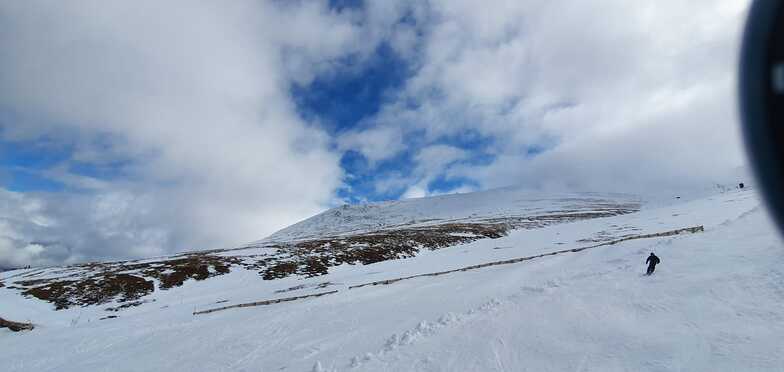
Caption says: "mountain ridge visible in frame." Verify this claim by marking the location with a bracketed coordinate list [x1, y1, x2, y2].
[260, 188, 642, 244]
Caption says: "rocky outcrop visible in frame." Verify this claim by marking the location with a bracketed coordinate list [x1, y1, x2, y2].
[0, 317, 34, 332]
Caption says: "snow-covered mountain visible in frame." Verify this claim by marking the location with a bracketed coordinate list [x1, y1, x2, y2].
[260, 188, 641, 243]
[2, 187, 781, 371]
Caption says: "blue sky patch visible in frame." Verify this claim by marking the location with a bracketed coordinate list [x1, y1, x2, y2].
[337, 148, 417, 203]
[428, 175, 479, 194]
[2, 168, 65, 192]
[0, 137, 72, 170]
[291, 42, 410, 135]
[0, 137, 72, 192]
[328, 0, 363, 11]
[0, 134, 131, 192]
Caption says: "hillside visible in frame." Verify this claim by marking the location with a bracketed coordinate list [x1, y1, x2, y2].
[0, 189, 641, 310]
[260, 189, 641, 242]
[2, 187, 781, 371]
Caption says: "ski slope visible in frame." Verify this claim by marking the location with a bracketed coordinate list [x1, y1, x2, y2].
[2, 188, 782, 371]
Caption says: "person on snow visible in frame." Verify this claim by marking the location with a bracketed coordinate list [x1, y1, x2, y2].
[646, 252, 660, 275]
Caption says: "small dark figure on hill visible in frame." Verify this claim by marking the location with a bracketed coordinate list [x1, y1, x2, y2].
[646, 253, 660, 275]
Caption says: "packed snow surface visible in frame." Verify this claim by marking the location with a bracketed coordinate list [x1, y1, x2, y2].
[2, 188, 782, 371]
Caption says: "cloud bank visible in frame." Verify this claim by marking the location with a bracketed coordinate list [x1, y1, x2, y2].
[0, 1, 382, 266]
[340, 0, 751, 196]
[0, 0, 752, 267]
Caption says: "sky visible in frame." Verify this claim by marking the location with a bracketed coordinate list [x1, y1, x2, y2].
[0, 0, 752, 267]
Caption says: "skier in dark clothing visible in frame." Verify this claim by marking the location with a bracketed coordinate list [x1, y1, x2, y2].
[646, 253, 660, 275]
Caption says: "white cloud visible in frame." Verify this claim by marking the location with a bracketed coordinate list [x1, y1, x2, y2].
[0, 0, 398, 265]
[414, 145, 468, 172]
[401, 185, 427, 199]
[356, 0, 751, 194]
[397, 144, 470, 198]
[338, 126, 407, 164]
[0, 0, 756, 266]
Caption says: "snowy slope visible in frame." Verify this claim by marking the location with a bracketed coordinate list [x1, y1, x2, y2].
[2, 188, 782, 371]
[0, 190, 643, 312]
[261, 188, 641, 243]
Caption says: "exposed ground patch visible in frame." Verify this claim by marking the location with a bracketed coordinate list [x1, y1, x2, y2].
[255, 223, 508, 280]
[12, 253, 242, 310]
[0, 317, 34, 332]
[20, 274, 154, 311]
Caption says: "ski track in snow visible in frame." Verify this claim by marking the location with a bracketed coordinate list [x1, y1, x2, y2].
[346, 198, 783, 372]
[347, 251, 636, 369]
[351, 295, 519, 369]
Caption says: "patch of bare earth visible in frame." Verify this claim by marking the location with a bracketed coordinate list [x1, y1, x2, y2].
[255, 223, 508, 280]
[13, 253, 242, 310]
[19, 274, 154, 311]
[0, 317, 33, 332]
